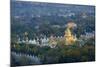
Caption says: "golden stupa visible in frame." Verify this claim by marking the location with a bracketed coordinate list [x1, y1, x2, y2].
[64, 22, 77, 45]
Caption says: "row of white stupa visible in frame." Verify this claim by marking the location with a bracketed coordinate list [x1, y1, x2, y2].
[17, 32, 94, 48]
[17, 36, 63, 48]
[12, 52, 41, 64]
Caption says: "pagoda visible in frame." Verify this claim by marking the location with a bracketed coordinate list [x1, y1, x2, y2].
[64, 22, 77, 45]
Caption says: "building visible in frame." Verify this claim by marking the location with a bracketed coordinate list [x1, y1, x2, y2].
[64, 22, 77, 45]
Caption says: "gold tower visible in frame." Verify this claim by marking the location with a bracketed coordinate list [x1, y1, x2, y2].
[64, 22, 77, 45]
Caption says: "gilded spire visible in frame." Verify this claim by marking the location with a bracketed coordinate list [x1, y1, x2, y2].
[64, 22, 77, 45]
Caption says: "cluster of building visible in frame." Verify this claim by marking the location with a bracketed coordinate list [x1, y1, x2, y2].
[16, 22, 78, 48]
[15, 22, 95, 48]
[80, 31, 95, 40]
[17, 36, 64, 48]
[11, 52, 41, 64]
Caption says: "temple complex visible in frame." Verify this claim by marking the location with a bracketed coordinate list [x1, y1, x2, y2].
[16, 22, 77, 47]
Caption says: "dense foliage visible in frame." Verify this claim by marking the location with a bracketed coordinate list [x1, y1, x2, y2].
[11, 38, 95, 66]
